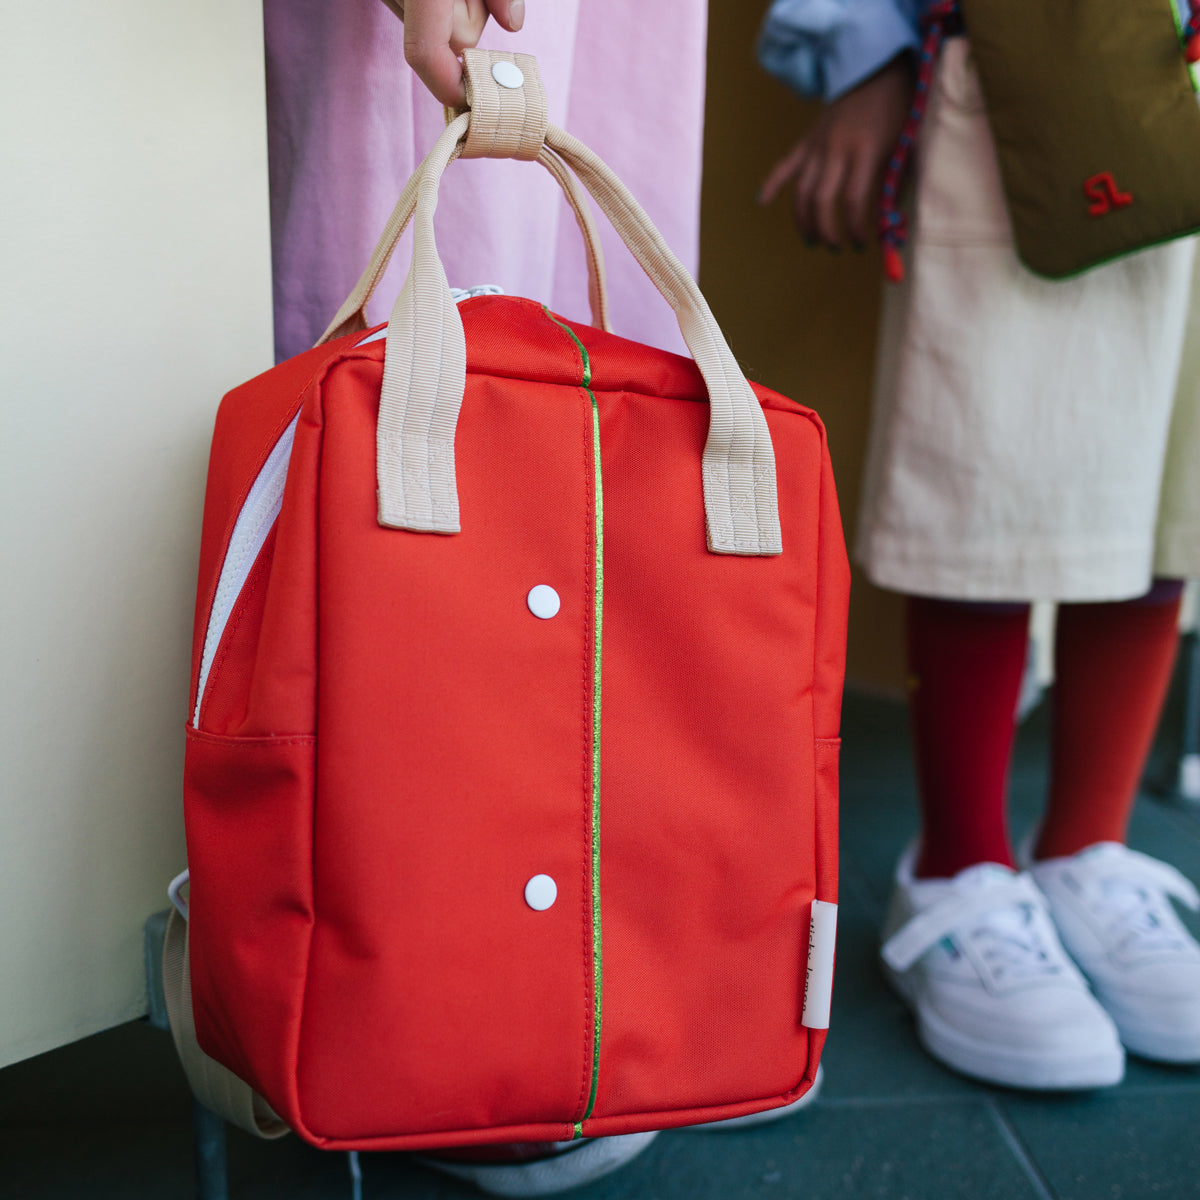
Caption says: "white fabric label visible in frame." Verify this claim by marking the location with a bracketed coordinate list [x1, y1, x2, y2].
[801, 899, 838, 1030]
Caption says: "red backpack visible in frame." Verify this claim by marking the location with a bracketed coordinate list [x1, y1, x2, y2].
[165, 49, 849, 1151]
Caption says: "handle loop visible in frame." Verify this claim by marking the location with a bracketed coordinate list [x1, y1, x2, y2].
[327, 52, 782, 555]
[319, 127, 611, 343]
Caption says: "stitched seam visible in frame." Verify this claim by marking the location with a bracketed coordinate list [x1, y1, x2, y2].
[184, 729, 316, 748]
[559, 314, 591, 1125]
[291, 353, 332, 1141]
[543, 307, 603, 1128]
[584, 368, 603, 1123]
[575, 372, 592, 1125]
[543, 308, 604, 1126]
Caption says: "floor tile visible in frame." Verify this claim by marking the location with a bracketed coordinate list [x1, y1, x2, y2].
[1, 1126, 195, 1200]
[997, 1090, 1200, 1200]
[625, 1101, 1045, 1200]
[4, 686, 1199, 1198]
[313, 1103, 1044, 1200]
[0, 1020, 189, 1125]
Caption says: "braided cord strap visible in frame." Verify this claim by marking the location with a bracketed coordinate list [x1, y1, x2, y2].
[1186, 0, 1200, 62]
[878, 1, 961, 283]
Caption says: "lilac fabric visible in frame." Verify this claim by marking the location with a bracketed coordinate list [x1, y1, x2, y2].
[264, 0, 708, 362]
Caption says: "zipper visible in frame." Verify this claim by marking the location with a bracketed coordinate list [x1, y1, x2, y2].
[193, 293, 500, 726]
[193, 413, 299, 726]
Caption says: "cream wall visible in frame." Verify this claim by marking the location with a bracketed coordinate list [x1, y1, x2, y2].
[0, 5, 274, 1067]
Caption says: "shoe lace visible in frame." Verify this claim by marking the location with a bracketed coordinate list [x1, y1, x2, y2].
[1057, 845, 1200, 958]
[969, 902, 1066, 982]
[1096, 879, 1186, 954]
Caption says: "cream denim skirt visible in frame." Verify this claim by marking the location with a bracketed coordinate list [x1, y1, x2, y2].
[856, 37, 1200, 602]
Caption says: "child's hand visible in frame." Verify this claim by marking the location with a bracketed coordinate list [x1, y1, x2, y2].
[380, 0, 526, 108]
[761, 56, 915, 250]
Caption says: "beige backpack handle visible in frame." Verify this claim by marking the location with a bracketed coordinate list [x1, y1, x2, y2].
[320, 55, 610, 344]
[543, 123, 782, 556]
[348, 50, 782, 555]
[162, 907, 289, 1140]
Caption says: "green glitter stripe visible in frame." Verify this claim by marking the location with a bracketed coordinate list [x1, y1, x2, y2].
[543, 307, 604, 1125]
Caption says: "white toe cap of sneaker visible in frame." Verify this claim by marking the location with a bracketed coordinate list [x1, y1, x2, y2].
[1030, 842, 1200, 1063]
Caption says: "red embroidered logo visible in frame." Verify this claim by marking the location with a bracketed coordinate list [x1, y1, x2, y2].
[1084, 172, 1134, 218]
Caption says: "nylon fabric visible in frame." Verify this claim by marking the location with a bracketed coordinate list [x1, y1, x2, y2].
[178, 295, 848, 1149]
[176, 46, 847, 1144]
[959, 0, 1200, 277]
[542, 308, 606, 1123]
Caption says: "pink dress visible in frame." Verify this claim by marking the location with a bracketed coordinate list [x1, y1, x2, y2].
[265, 0, 708, 362]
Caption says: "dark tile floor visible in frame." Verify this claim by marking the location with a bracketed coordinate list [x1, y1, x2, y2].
[4, 685, 1200, 1200]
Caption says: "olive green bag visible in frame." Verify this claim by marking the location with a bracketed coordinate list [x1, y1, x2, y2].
[959, 0, 1200, 278]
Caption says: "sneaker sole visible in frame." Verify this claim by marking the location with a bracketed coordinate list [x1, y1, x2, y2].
[885, 964, 1125, 1090]
[419, 1132, 658, 1197]
[1110, 1018, 1200, 1064]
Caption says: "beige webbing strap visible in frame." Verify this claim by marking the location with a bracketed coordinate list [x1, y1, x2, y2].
[330, 50, 781, 553]
[543, 126, 782, 556]
[162, 908, 290, 1140]
[320, 150, 435, 345]
[319, 63, 609, 346]
[458, 49, 547, 160]
[537, 148, 610, 336]
[320, 141, 610, 346]
[374, 115, 472, 532]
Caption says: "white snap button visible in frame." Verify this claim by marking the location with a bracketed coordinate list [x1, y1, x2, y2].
[525, 874, 557, 911]
[527, 585, 560, 619]
[492, 61, 525, 90]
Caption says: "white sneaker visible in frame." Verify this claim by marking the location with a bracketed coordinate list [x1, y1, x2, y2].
[880, 844, 1125, 1089]
[681, 1065, 824, 1131]
[1028, 842, 1200, 1063]
[418, 1132, 658, 1197]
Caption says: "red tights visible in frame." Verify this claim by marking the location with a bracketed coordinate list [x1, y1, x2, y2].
[906, 585, 1183, 880]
